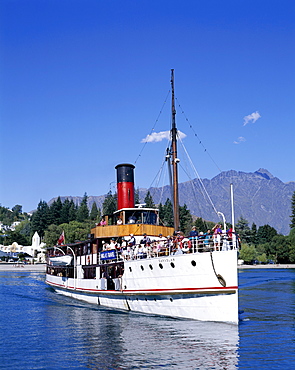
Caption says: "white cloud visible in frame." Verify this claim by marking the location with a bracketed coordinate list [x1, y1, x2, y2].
[234, 136, 246, 144]
[141, 130, 186, 143]
[243, 111, 261, 126]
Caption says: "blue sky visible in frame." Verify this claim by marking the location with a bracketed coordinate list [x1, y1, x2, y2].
[1, 0, 294, 212]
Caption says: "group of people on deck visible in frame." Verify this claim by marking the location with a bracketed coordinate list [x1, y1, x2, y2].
[100, 225, 236, 261]
[188, 224, 235, 251]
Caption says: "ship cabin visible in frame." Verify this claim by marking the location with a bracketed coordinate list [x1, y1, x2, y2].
[91, 205, 173, 239]
[46, 204, 175, 287]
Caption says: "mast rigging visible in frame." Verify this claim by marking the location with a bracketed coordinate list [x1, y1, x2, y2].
[170, 69, 180, 230]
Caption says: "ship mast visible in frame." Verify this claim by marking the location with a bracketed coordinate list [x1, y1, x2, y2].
[170, 69, 180, 230]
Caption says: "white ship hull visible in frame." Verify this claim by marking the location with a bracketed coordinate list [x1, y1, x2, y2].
[46, 249, 238, 324]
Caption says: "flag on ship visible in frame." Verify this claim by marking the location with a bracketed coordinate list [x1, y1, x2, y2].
[57, 231, 65, 245]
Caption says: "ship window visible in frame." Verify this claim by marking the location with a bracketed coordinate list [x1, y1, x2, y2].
[149, 264, 153, 270]
[170, 298, 173, 302]
[170, 262, 175, 268]
[140, 265, 144, 271]
[142, 211, 157, 225]
[191, 260, 196, 267]
[129, 267, 132, 272]
[159, 263, 163, 269]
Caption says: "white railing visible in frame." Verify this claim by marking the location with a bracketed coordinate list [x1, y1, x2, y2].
[99, 233, 239, 263]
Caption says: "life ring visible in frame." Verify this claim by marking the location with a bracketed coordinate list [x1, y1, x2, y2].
[181, 241, 189, 252]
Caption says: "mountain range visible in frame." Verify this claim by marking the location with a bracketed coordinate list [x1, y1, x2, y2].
[49, 169, 295, 235]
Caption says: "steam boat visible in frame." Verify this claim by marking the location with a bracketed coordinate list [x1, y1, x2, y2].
[46, 71, 239, 323]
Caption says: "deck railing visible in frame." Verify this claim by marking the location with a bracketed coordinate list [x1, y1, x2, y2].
[99, 233, 239, 264]
[47, 233, 239, 274]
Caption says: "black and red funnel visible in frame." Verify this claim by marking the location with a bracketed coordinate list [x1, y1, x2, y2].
[115, 164, 135, 210]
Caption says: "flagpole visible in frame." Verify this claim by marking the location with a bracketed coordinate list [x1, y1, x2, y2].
[67, 246, 76, 290]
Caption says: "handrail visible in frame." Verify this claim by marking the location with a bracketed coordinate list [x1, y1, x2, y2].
[98, 233, 239, 264]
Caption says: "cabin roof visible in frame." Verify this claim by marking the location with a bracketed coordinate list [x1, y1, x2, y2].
[114, 207, 159, 214]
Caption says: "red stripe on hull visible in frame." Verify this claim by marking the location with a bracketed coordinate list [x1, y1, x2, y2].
[46, 279, 237, 295]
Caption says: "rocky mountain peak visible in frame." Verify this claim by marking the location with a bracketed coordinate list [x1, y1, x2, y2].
[255, 168, 275, 180]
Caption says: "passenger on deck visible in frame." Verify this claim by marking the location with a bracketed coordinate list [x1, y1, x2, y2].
[136, 244, 146, 259]
[100, 218, 106, 226]
[108, 238, 117, 250]
[204, 230, 212, 249]
[128, 215, 136, 224]
[122, 242, 132, 260]
[174, 244, 183, 255]
[222, 228, 233, 251]
[189, 226, 198, 252]
[141, 233, 151, 246]
[102, 241, 109, 250]
[158, 234, 167, 245]
[117, 218, 123, 225]
[172, 232, 183, 254]
[189, 226, 198, 237]
[198, 232, 205, 251]
[212, 224, 222, 250]
[166, 236, 173, 253]
[158, 234, 167, 255]
[129, 234, 136, 246]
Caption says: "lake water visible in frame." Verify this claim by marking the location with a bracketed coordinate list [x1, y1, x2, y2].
[0, 268, 294, 369]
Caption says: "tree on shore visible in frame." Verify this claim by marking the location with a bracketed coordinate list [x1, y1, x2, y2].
[102, 191, 117, 219]
[144, 191, 155, 208]
[239, 244, 256, 263]
[44, 221, 92, 247]
[31, 200, 50, 238]
[179, 204, 193, 234]
[159, 198, 173, 227]
[90, 202, 99, 221]
[194, 217, 208, 233]
[288, 229, 295, 262]
[290, 191, 295, 229]
[235, 216, 252, 244]
[77, 193, 89, 222]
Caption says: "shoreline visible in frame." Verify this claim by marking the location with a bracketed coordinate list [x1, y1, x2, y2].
[0, 263, 295, 272]
[0, 263, 46, 272]
[238, 264, 295, 269]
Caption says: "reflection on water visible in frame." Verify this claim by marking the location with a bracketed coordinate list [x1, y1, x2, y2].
[45, 292, 239, 369]
[2, 269, 295, 369]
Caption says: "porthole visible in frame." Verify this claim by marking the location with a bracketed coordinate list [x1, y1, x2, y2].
[141, 265, 144, 271]
[191, 260, 196, 267]
[129, 267, 132, 272]
[170, 262, 175, 268]
[159, 263, 163, 269]
[149, 264, 153, 270]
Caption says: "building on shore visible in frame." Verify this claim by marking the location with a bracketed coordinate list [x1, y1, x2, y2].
[0, 232, 46, 262]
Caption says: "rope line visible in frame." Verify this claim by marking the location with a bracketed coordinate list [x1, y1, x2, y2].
[178, 134, 220, 217]
[175, 97, 222, 174]
[134, 90, 170, 165]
